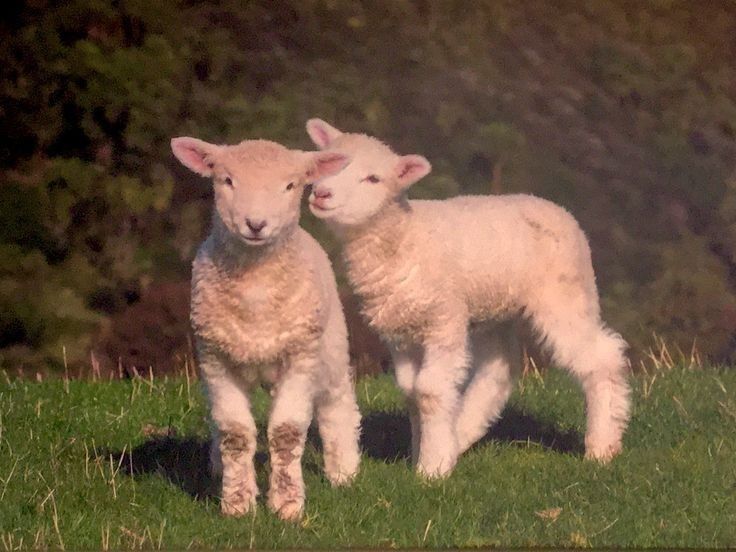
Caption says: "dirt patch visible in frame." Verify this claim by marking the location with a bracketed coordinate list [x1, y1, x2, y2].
[269, 423, 302, 464]
[273, 469, 295, 494]
[522, 214, 559, 242]
[220, 423, 252, 461]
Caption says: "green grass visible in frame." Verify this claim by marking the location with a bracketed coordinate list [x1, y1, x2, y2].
[1, 365, 735, 549]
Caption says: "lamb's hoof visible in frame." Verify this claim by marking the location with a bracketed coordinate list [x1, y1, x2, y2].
[417, 459, 456, 481]
[220, 483, 258, 517]
[269, 496, 304, 522]
[221, 495, 256, 517]
[584, 441, 622, 463]
[326, 467, 358, 487]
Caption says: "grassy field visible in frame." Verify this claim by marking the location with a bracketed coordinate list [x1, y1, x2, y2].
[1, 363, 735, 549]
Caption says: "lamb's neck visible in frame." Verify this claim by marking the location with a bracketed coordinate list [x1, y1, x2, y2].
[340, 198, 412, 288]
[209, 215, 297, 276]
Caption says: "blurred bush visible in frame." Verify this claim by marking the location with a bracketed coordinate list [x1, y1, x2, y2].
[1, 0, 735, 374]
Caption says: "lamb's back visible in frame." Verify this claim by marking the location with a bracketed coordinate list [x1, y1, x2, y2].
[406, 194, 593, 319]
[409, 194, 585, 272]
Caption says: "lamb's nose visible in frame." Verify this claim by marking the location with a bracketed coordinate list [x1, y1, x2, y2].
[314, 188, 332, 200]
[245, 218, 267, 233]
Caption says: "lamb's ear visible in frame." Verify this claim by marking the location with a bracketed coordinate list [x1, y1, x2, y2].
[306, 151, 351, 181]
[394, 154, 431, 191]
[306, 119, 343, 149]
[171, 137, 218, 177]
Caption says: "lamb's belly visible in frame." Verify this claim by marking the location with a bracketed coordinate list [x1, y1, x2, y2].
[465, 282, 521, 323]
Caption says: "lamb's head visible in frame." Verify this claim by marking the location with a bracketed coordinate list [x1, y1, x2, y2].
[171, 136, 348, 246]
[305, 119, 431, 227]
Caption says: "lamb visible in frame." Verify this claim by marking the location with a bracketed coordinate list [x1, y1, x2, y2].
[304, 119, 631, 479]
[170, 136, 361, 521]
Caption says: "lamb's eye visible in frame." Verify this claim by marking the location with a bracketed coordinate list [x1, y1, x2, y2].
[224, 176, 233, 187]
[364, 174, 380, 183]
[285, 182, 295, 191]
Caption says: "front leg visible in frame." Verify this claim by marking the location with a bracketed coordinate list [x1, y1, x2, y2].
[200, 350, 258, 517]
[414, 329, 469, 479]
[389, 344, 422, 466]
[267, 355, 318, 521]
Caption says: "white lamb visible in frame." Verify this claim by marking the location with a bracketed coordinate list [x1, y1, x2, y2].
[170, 136, 361, 521]
[304, 119, 631, 479]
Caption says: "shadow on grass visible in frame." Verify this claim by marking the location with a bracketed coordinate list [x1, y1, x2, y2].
[109, 431, 319, 502]
[360, 406, 584, 462]
[108, 407, 582, 500]
[108, 437, 218, 500]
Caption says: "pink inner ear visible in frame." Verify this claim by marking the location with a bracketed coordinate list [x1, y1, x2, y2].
[306, 119, 342, 149]
[181, 147, 207, 170]
[313, 127, 331, 148]
[395, 155, 431, 188]
[171, 137, 214, 176]
[310, 152, 349, 179]
[398, 159, 426, 179]
[398, 161, 420, 179]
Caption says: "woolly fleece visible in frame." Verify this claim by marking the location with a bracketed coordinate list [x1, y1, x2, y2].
[171, 136, 360, 520]
[305, 119, 631, 478]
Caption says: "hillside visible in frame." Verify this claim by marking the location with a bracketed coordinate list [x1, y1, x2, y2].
[1, 1, 735, 374]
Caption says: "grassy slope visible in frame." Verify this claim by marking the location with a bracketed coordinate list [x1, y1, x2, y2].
[0, 366, 735, 549]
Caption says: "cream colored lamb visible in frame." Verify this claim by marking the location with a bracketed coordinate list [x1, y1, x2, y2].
[305, 119, 631, 479]
[171, 136, 361, 521]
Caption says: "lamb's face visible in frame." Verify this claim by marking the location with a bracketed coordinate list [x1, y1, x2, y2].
[305, 119, 431, 228]
[212, 152, 306, 246]
[171, 137, 348, 246]
[309, 138, 397, 226]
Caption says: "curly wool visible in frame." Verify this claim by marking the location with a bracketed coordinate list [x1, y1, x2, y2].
[171, 136, 360, 521]
[306, 120, 631, 478]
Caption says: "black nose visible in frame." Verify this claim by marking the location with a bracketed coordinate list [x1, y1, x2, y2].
[245, 218, 267, 233]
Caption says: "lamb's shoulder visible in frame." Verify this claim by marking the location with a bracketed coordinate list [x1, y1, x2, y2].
[343, 220, 451, 345]
[190, 236, 325, 369]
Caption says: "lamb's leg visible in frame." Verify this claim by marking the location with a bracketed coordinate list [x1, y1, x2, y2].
[201, 359, 258, 517]
[414, 332, 469, 479]
[390, 344, 422, 465]
[456, 325, 521, 454]
[267, 360, 317, 521]
[529, 294, 631, 462]
[315, 374, 361, 486]
[576, 330, 631, 461]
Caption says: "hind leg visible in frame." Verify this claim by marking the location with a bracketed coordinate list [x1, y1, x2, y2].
[530, 299, 631, 462]
[579, 346, 631, 461]
[315, 372, 361, 486]
[389, 344, 422, 465]
[456, 322, 522, 454]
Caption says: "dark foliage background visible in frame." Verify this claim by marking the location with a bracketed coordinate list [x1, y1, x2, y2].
[1, 0, 735, 375]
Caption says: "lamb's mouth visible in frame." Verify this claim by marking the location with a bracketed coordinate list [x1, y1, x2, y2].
[309, 201, 336, 212]
[242, 235, 267, 245]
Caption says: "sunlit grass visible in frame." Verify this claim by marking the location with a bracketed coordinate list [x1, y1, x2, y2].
[0, 362, 735, 549]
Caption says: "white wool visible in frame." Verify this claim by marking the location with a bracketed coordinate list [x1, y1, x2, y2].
[305, 120, 630, 478]
[171, 136, 360, 521]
